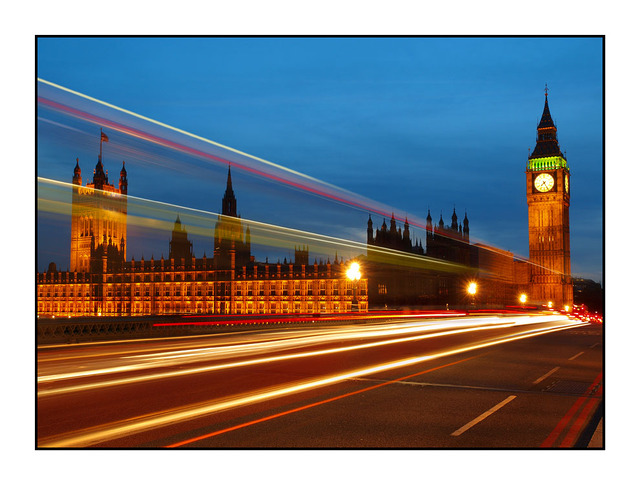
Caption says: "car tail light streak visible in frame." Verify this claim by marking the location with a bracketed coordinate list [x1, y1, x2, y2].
[39, 317, 586, 448]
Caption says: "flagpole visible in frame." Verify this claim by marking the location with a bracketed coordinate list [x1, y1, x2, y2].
[99, 128, 103, 162]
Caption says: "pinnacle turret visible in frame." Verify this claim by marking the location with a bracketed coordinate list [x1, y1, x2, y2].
[530, 86, 564, 160]
[222, 165, 237, 217]
[73, 158, 82, 185]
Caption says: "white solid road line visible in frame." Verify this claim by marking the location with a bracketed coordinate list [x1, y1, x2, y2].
[569, 351, 585, 361]
[451, 395, 517, 437]
[533, 366, 560, 384]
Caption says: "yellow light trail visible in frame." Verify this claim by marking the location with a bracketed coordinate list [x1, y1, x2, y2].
[37, 79, 569, 280]
[38, 78, 520, 270]
[37, 319, 497, 393]
[38, 315, 576, 396]
[38, 78, 377, 216]
[38, 318, 586, 448]
[37, 176, 466, 271]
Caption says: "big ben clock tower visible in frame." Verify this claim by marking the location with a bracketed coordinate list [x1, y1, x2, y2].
[526, 87, 573, 308]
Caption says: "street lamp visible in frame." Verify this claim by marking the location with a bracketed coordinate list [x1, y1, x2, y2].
[467, 281, 477, 295]
[467, 281, 477, 309]
[519, 293, 527, 306]
[347, 262, 362, 312]
[346, 262, 361, 282]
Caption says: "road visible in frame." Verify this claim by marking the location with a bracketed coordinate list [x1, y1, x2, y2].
[37, 313, 603, 448]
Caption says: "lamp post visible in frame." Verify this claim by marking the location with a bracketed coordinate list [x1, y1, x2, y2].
[519, 293, 527, 309]
[467, 281, 477, 309]
[347, 262, 361, 312]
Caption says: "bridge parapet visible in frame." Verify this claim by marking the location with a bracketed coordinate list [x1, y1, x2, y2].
[38, 318, 157, 344]
[36, 313, 366, 344]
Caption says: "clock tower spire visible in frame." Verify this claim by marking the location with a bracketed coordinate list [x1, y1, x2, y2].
[526, 87, 572, 308]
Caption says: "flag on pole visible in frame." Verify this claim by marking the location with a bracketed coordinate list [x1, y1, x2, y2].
[101, 132, 109, 143]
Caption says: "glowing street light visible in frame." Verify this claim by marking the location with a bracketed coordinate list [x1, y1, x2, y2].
[519, 293, 527, 304]
[347, 262, 362, 312]
[467, 281, 477, 309]
[346, 262, 361, 281]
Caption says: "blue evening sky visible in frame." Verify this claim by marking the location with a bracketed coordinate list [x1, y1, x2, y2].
[36, 37, 603, 282]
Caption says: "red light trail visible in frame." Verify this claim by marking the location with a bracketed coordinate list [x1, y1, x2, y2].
[38, 95, 396, 221]
[37, 78, 481, 249]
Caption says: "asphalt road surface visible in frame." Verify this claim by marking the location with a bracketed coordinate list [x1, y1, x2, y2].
[37, 313, 603, 448]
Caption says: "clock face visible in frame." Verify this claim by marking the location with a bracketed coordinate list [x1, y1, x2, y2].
[565, 174, 569, 193]
[534, 173, 554, 192]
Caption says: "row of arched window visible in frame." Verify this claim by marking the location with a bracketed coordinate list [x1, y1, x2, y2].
[79, 216, 121, 239]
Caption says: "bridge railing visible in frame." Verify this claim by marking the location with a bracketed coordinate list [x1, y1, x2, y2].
[36, 313, 366, 345]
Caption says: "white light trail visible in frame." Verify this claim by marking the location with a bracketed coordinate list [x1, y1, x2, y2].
[38, 318, 507, 392]
[38, 316, 578, 396]
[38, 79, 522, 265]
[38, 176, 460, 269]
[37, 78, 374, 214]
[38, 318, 586, 448]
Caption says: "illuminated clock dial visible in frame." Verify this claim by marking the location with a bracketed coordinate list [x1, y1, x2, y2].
[565, 174, 569, 193]
[534, 173, 554, 192]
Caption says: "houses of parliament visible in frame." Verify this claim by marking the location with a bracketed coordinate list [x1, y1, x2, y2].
[38, 152, 368, 317]
[37, 92, 574, 317]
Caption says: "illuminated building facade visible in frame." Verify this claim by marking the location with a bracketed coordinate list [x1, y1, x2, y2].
[38, 89, 575, 316]
[37, 148, 368, 317]
[36, 247, 367, 317]
[69, 133, 128, 274]
[526, 89, 572, 307]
